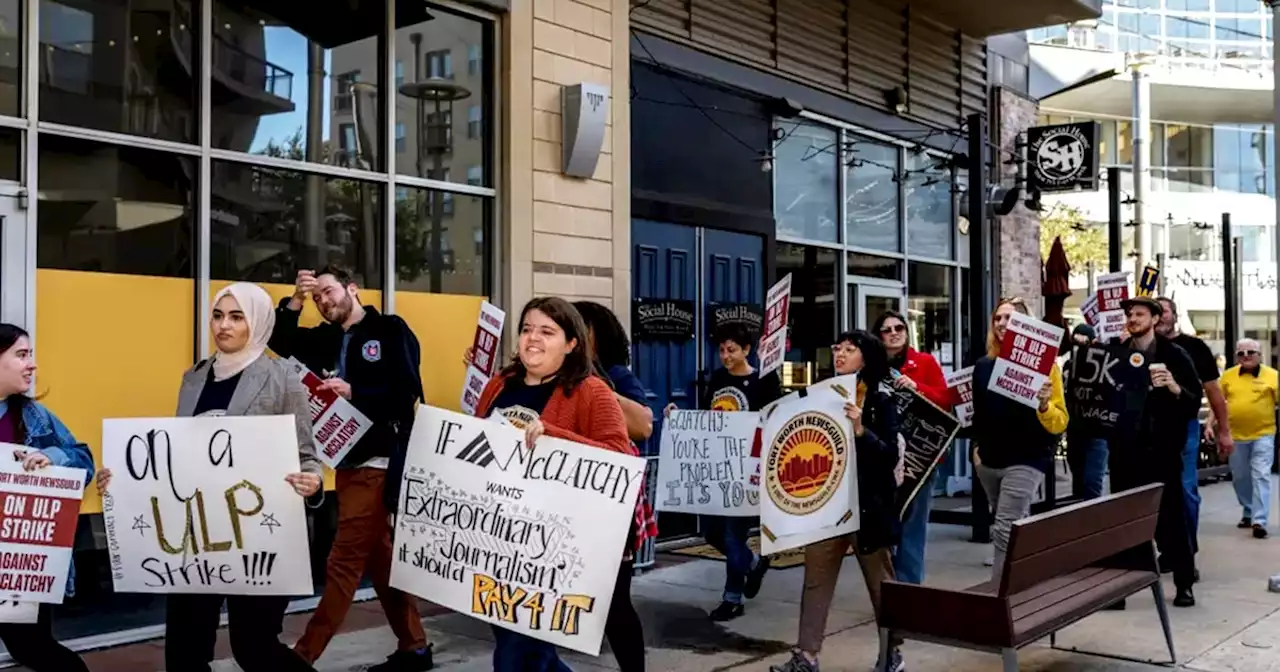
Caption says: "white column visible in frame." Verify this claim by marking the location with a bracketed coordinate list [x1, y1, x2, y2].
[1131, 59, 1152, 270]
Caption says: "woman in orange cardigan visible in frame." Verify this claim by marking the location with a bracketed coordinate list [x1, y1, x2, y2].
[473, 296, 635, 672]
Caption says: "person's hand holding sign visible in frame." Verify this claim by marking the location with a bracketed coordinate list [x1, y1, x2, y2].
[525, 417, 545, 449]
[285, 472, 321, 497]
[1036, 380, 1053, 413]
[96, 468, 113, 495]
[893, 375, 918, 392]
[844, 401, 864, 437]
[319, 377, 352, 400]
[13, 448, 50, 472]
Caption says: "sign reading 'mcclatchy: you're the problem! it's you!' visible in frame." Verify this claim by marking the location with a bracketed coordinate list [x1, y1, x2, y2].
[390, 406, 645, 656]
[100, 416, 313, 595]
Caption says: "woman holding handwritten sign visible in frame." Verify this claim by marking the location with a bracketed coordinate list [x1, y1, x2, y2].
[97, 283, 322, 672]
[970, 298, 1068, 582]
[0, 324, 94, 671]
[772, 330, 904, 672]
[472, 297, 633, 672]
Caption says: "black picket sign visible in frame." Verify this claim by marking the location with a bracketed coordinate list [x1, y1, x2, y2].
[632, 299, 696, 341]
[1067, 343, 1149, 437]
[884, 384, 961, 519]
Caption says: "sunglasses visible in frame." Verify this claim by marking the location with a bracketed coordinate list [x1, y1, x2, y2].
[1237, 350, 1259, 357]
[879, 324, 907, 334]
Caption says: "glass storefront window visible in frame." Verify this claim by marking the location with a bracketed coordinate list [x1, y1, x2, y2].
[775, 123, 838, 243]
[395, 7, 492, 186]
[1213, 125, 1269, 195]
[908, 262, 955, 369]
[904, 153, 953, 260]
[40, 0, 198, 142]
[395, 185, 489, 295]
[847, 252, 901, 281]
[211, 0, 389, 169]
[0, 127, 19, 181]
[0, 0, 19, 118]
[777, 242, 837, 379]
[209, 160, 385, 287]
[845, 137, 900, 252]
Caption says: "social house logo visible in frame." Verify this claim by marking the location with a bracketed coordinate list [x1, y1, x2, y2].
[765, 411, 848, 516]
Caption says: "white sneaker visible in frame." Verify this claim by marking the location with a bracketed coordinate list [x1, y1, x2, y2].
[983, 548, 994, 567]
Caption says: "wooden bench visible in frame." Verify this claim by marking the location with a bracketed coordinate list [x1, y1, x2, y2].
[877, 483, 1175, 671]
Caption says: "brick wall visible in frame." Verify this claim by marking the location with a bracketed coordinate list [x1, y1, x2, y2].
[506, 0, 631, 333]
[995, 87, 1043, 308]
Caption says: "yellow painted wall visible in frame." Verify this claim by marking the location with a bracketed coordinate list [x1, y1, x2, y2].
[37, 270, 481, 514]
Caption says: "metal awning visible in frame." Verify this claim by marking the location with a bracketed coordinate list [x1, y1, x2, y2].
[912, 0, 1102, 38]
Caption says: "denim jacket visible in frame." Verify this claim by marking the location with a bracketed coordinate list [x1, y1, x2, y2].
[1, 397, 95, 598]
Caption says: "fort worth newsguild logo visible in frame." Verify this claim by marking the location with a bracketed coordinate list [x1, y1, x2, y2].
[709, 386, 750, 412]
[498, 406, 540, 430]
[765, 411, 848, 516]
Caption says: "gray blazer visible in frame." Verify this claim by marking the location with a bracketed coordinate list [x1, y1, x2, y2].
[176, 355, 323, 476]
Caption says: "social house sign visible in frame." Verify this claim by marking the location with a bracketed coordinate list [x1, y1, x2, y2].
[0, 452, 85, 604]
[101, 417, 313, 595]
[988, 313, 1064, 409]
[390, 406, 645, 655]
[655, 410, 759, 517]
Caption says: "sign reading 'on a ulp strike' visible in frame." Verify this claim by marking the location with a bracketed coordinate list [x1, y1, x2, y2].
[390, 406, 645, 655]
[655, 410, 760, 517]
[0, 452, 84, 604]
[988, 313, 1064, 409]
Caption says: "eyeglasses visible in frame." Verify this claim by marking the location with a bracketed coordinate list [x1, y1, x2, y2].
[1237, 350, 1259, 357]
[879, 324, 907, 334]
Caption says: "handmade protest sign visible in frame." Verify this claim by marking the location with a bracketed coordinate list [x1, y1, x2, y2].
[655, 410, 760, 517]
[945, 367, 975, 427]
[461, 302, 507, 415]
[882, 388, 959, 519]
[0, 453, 85, 604]
[283, 357, 371, 468]
[1067, 342, 1149, 436]
[988, 313, 1065, 408]
[101, 417, 312, 595]
[757, 274, 793, 377]
[1095, 271, 1129, 341]
[390, 406, 645, 656]
[759, 382, 858, 555]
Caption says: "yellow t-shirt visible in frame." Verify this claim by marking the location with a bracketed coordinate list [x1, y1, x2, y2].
[1221, 365, 1280, 442]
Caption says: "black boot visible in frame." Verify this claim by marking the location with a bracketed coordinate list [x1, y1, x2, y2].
[1173, 586, 1195, 607]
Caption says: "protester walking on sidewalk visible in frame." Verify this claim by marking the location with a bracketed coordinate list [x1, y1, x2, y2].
[971, 298, 1069, 582]
[772, 330, 905, 672]
[472, 297, 634, 672]
[270, 267, 432, 671]
[1157, 296, 1231, 556]
[1063, 324, 1109, 500]
[0, 324, 94, 672]
[1110, 296, 1202, 608]
[1216, 339, 1276, 540]
[873, 310, 949, 585]
[99, 283, 323, 672]
[664, 325, 780, 622]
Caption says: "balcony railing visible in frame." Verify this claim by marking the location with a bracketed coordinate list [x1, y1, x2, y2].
[213, 34, 294, 100]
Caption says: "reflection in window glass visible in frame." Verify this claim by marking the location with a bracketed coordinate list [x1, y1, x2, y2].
[396, 8, 492, 186]
[845, 138, 900, 252]
[847, 252, 901, 281]
[40, 0, 197, 142]
[211, 0, 386, 168]
[38, 135, 193, 277]
[777, 242, 837, 379]
[0, 0, 19, 118]
[904, 153, 953, 260]
[1213, 125, 1269, 195]
[908, 262, 954, 368]
[209, 160, 384, 288]
[396, 185, 489, 296]
[774, 123, 838, 243]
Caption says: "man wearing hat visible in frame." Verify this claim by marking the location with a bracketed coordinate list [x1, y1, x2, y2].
[1108, 295, 1203, 608]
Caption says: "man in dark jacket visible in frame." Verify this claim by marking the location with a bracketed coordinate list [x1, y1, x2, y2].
[269, 266, 432, 672]
[1111, 296, 1202, 609]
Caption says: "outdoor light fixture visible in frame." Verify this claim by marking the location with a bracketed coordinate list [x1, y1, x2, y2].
[883, 86, 907, 115]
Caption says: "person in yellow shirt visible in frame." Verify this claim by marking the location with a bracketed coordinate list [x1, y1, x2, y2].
[1217, 339, 1277, 540]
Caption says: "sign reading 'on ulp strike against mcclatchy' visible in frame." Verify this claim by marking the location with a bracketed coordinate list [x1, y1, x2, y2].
[0, 452, 85, 605]
[988, 313, 1064, 409]
[390, 406, 645, 656]
[285, 357, 371, 468]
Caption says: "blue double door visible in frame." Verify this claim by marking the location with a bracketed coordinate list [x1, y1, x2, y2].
[631, 219, 764, 540]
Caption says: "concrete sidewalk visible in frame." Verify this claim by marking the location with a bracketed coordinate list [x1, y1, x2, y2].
[48, 479, 1280, 671]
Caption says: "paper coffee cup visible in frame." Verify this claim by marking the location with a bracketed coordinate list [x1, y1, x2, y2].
[1149, 363, 1167, 372]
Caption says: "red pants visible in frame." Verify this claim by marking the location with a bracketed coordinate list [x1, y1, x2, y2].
[294, 468, 427, 662]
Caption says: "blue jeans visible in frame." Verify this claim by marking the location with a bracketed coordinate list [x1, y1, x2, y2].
[1231, 435, 1276, 528]
[1182, 420, 1203, 547]
[492, 626, 571, 672]
[1066, 433, 1108, 501]
[701, 515, 756, 604]
[892, 469, 936, 584]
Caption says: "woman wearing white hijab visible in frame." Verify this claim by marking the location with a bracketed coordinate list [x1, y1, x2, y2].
[98, 282, 322, 671]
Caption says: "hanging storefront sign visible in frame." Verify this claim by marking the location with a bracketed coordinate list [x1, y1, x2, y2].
[707, 303, 764, 340]
[632, 298, 695, 341]
[1027, 122, 1101, 193]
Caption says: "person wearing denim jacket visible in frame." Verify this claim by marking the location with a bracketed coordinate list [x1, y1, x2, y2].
[0, 323, 94, 672]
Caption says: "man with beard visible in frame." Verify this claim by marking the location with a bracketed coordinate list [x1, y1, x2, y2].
[269, 266, 432, 671]
[1155, 297, 1230, 565]
[1110, 296, 1202, 609]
